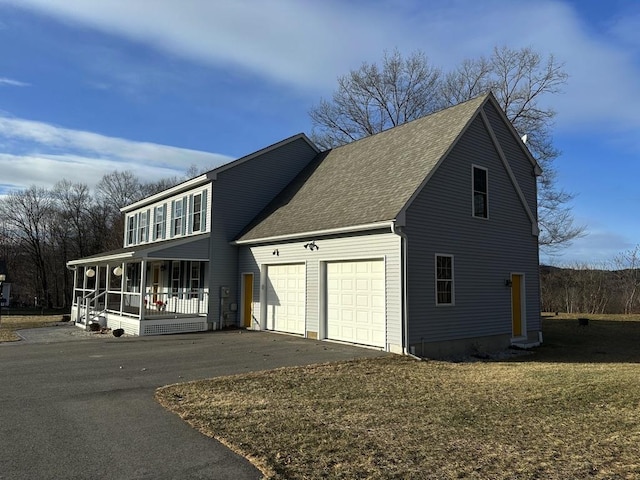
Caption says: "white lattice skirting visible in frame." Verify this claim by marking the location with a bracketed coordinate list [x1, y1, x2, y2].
[141, 320, 208, 335]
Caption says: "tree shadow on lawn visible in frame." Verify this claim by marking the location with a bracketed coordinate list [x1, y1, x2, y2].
[513, 317, 640, 363]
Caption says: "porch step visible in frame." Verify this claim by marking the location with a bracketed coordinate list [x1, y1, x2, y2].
[510, 341, 541, 350]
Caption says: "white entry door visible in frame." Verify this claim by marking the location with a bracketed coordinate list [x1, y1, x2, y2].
[326, 259, 385, 347]
[266, 263, 305, 335]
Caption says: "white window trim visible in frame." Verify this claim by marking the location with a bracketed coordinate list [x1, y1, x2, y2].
[435, 254, 455, 306]
[190, 262, 201, 298]
[153, 204, 166, 241]
[126, 215, 135, 246]
[472, 164, 489, 219]
[173, 199, 184, 237]
[138, 210, 149, 243]
[192, 193, 202, 233]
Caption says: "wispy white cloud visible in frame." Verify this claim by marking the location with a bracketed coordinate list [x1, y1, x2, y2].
[0, 115, 233, 192]
[0, 77, 29, 87]
[2, 0, 639, 135]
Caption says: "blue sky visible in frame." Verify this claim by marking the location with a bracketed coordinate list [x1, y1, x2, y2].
[0, 0, 638, 266]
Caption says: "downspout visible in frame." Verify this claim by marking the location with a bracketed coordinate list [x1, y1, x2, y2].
[391, 222, 410, 357]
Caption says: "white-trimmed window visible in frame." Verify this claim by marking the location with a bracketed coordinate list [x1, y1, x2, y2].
[173, 199, 184, 236]
[192, 194, 202, 232]
[153, 204, 166, 240]
[126, 216, 135, 245]
[190, 262, 201, 298]
[138, 211, 149, 243]
[435, 254, 454, 306]
[473, 165, 488, 218]
[171, 261, 180, 297]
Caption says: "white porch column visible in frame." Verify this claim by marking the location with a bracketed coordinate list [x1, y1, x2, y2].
[140, 259, 147, 321]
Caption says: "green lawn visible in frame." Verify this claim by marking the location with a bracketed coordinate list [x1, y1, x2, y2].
[157, 314, 639, 479]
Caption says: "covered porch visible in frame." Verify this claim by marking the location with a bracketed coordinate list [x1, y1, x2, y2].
[67, 235, 210, 336]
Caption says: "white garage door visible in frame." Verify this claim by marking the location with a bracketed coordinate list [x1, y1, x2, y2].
[327, 259, 385, 347]
[266, 263, 305, 335]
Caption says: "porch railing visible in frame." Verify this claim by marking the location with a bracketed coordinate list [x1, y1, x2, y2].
[142, 291, 208, 317]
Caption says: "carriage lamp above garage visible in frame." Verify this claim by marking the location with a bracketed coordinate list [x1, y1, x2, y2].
[304, 241, 319, 251]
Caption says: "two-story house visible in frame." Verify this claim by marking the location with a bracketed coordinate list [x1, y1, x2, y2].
[68, 93, 542, 357]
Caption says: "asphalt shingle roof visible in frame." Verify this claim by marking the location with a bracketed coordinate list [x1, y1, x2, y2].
[238, 94, 490, 242]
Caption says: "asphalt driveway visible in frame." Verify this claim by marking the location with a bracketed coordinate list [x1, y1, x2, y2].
[0, 326, 386, 479]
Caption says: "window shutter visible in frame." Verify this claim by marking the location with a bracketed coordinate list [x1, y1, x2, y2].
[182, 197, 187, 235]
[187, 194, 194, 235]
[170, 200, 175, 238]
[146, 209, 150, 242]
[201, 190, 207, 231]
[152, 207, 157, 241]
[162, 204, 167, 240]
[134, 213, 139, 245]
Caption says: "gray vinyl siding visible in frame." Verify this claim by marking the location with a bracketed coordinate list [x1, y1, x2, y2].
[482, 103, 538, 214]
[238, 232, 402, 351]
[208, 137, 319, 326]
[405, 112, 540, 346]
[146, 236, 210, 259]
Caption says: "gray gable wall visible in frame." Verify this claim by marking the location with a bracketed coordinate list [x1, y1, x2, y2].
[404, 102, 540, 351]
[237, 95, 489, 242]
[207, 135, 320, 326]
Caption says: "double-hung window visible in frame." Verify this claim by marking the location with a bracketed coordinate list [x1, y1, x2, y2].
[171, 261, 180, 297]
[190, 262, 201, 298]
[192, 194, 202, 232]
[126, 216, 135, 245]
[435, 255, 454, 306]
[473, 166, 488, 218]
[173, 200, 184, 236]
[138, 211, 149, 243]
[154, 205, 165, 240]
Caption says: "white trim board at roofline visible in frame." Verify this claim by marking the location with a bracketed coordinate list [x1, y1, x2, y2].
[233, 221, 396, 245]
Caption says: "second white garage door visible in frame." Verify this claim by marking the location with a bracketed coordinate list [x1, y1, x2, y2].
[326, 259, 385, 347]
[266, 263, 305, 335]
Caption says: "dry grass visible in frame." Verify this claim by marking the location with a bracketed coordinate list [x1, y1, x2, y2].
[156, 314, 640, 479]
[0, 314, 64, 342]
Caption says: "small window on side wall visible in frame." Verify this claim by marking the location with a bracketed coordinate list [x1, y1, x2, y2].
[473, 166, 488, 218]
[435, 254, 454, 306]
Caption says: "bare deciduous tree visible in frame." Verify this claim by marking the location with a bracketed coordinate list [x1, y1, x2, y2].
[310, 46, 583, 251]
[310, 49, 442, 150]
[0, 186, 54, 307]
[614, 246, 640, 314]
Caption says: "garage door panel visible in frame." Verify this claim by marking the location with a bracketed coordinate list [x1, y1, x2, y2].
[326, 259, 385, 348]
[266, 263, 305, 335]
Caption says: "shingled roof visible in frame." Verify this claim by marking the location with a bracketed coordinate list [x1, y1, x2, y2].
[236, 93, 491, 243]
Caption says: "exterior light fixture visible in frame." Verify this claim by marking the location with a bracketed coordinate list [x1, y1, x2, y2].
[304, 241, 319, 251]
[504, 279, 512, 287]
[86, 268, 96, 278]
[113, 266, 123, 277]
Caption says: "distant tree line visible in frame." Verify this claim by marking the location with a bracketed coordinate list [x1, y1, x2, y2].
[0, 171, 182, 309]
[541, 246, 640, 314]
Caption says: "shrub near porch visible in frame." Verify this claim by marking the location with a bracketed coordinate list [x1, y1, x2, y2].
[157, 314, 640, 479]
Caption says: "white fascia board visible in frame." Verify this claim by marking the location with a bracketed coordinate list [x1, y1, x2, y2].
[67, 251, 135, 266]
[121, 174, 210, 213]
[233, 221, 395, 245]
